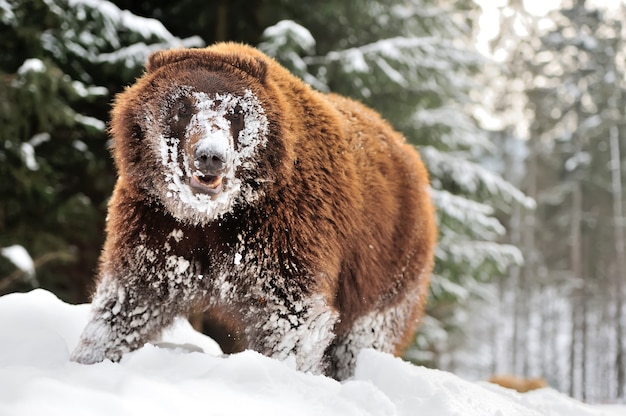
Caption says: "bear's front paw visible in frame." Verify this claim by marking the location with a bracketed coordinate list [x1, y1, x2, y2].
[69, 340, 107, 365]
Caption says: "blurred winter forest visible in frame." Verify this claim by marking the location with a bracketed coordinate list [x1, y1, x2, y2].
[1, 0, 625, 403]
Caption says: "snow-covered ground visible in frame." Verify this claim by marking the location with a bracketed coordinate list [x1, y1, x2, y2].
[0, 290, 623, 416]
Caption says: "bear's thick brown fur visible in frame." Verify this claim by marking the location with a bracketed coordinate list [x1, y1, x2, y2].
[70, 43, 437, 379]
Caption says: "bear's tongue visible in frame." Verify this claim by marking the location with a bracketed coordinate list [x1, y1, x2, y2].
[190, 174, 223, 195]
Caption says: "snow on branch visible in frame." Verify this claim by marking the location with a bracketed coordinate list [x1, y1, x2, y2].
[300, 35, 483, 101]
[71, 81, 108, 99]
[17, 58, 46, 75]
[431, 188, 505, 240]
[96, 38, 204, 69]
[0, 0, 15, 25]
[74, 114, 105, 132]
[13, 57, 109, 133]
[411, 107, 495, 152]
[312, 36, 482, 74]
[259, 20, 326, 91]
[374, 56, 408, 87]
[259, 20, 316, 57]
[41, 0, 204, 78]
[1, 246, 35, 276]
[390, 4, 448, 21]
[1, 245, 37, 288]
[67, 0, 176, 42]
[436, 240, 524, 275]
[430, 272, 470, 301]
[422, 146, 535, 209]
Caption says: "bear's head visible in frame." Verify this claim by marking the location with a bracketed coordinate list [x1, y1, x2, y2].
[110, 45, 285, 224]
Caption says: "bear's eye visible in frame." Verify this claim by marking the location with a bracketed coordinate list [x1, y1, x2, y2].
[177, 101, 192, 118]
[227, 105, 244, 128]
[169, 98, 193, 137]
[228, 105, 242, 120]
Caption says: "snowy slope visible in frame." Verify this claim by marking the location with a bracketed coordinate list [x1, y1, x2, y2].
[0, 290, 623, 416]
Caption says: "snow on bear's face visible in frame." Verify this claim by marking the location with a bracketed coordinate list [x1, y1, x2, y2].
[148, 84, 269, 224]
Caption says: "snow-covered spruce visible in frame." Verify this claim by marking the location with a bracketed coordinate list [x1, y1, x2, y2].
[70, 43, 437, 379]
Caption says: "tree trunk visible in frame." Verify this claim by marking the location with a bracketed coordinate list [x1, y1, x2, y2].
[215, 0, 228, 41]
[569, 182, 583, 398]
[610, 124, 625, 399]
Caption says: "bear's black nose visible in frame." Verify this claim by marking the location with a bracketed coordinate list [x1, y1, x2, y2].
[195, 148, 226, 174]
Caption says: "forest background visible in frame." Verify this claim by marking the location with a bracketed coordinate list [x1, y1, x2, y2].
[1, 0, 625, 404]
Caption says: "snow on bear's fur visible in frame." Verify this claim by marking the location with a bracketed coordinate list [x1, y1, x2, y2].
[70, 43, 437, 380]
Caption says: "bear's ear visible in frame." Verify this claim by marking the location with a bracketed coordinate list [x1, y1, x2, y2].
[146, 48, 194, 73]
[147, 48, 267, 84]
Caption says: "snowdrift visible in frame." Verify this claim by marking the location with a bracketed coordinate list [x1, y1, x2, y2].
[0, 290, 623, 416]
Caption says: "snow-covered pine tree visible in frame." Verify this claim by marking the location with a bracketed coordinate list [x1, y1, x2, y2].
[258, 0, 531, 368]
[0, 0, 202, 300]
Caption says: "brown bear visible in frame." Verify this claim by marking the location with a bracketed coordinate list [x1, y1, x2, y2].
[70, 42, 437, 380]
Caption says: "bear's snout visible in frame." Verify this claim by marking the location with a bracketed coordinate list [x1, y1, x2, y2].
[195, 146, 227, 174]
[192, 132, 233, 174]
[189, 137, 232, 196]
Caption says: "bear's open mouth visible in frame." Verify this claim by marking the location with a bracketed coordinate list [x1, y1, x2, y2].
[190, 174, 224, 195]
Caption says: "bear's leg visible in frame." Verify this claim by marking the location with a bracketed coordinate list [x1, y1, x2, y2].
[245, 294, 339, 375]
[329, 293, 421, 380]
[70, 277, 179, 364]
